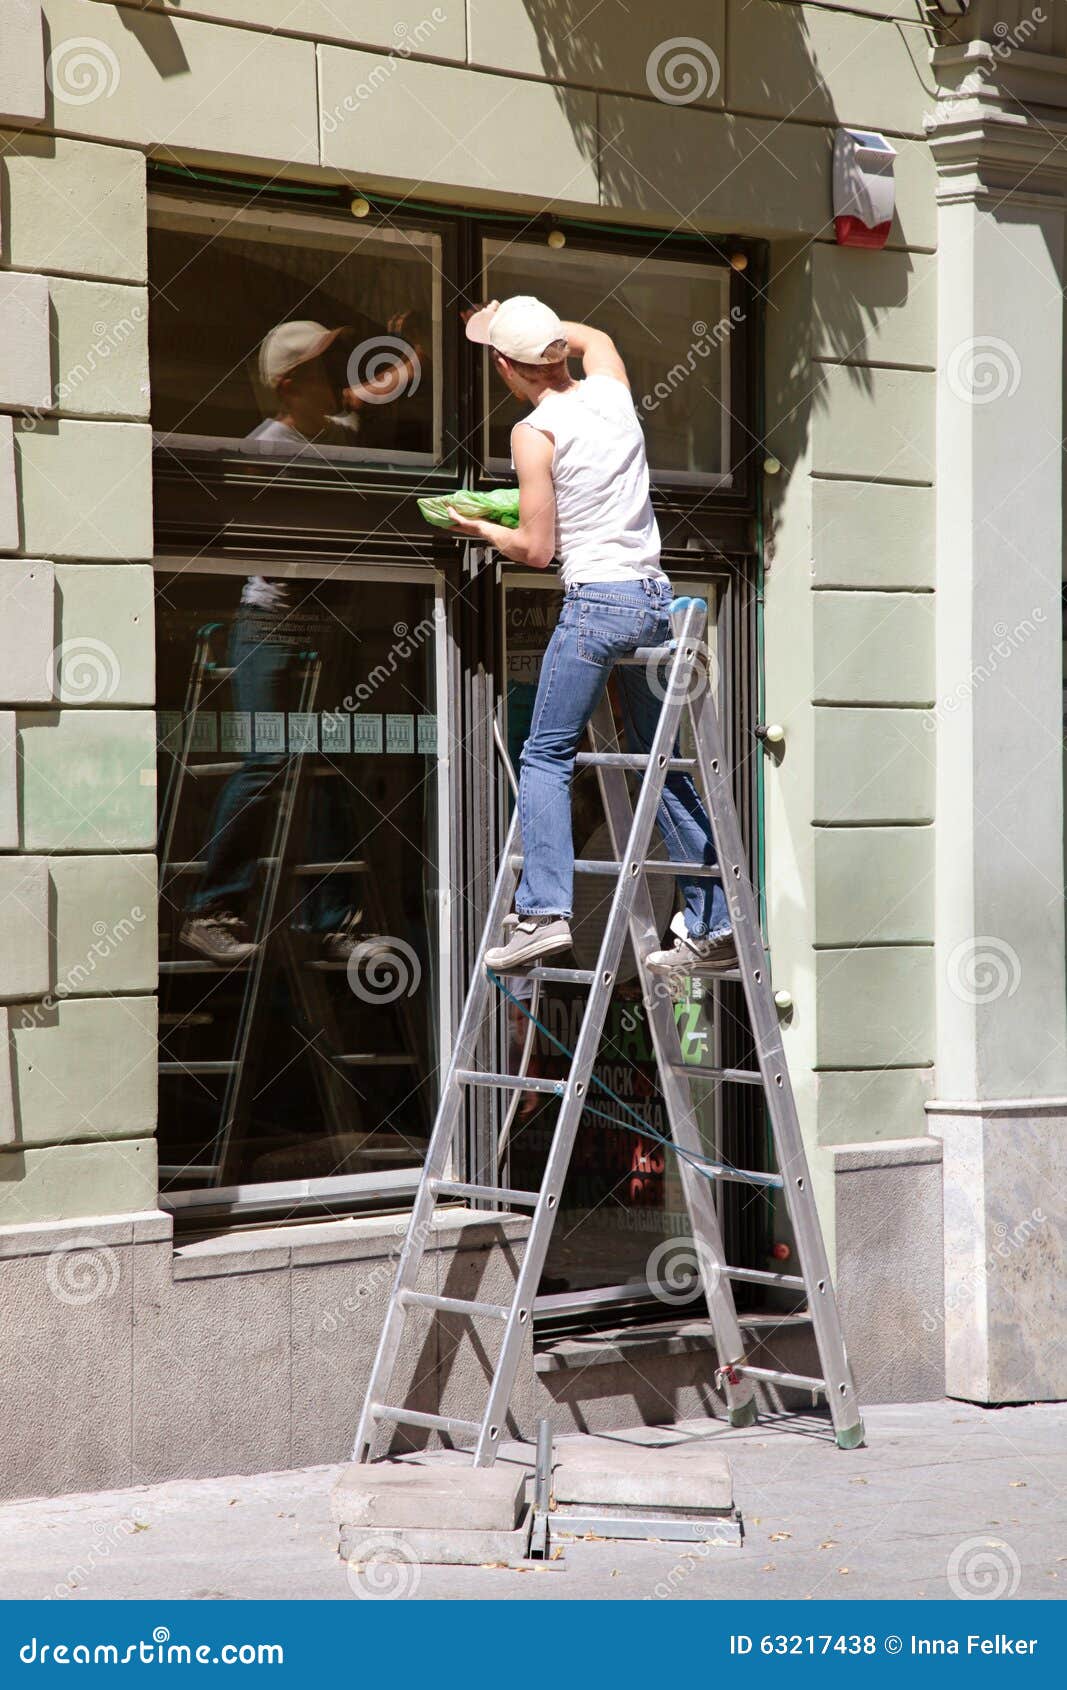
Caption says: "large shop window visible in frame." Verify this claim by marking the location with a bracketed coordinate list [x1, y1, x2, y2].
[154, 564, 447, 1214]
[501, 577, 763, 1316]
[149, 201, 442, 466]
[481, 238, 735, 485]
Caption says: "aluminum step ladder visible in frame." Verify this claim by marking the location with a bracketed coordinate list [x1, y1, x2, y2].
[352, 597, 864, 1466]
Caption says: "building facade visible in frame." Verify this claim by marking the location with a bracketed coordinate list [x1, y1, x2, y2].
[0, 0, 1064, 1499]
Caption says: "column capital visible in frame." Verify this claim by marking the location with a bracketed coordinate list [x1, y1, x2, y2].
[928, 41, 1067, 206]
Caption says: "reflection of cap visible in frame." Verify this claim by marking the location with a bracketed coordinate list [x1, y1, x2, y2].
[258, 320, 345, 388]
[465, 295, 567, 365]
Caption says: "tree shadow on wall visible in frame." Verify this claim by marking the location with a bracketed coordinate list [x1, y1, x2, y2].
[516, 0, 934, 451]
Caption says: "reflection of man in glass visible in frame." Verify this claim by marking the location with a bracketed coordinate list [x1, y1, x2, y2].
[243, 315, 426, 459]
[179, 327, 365, 966]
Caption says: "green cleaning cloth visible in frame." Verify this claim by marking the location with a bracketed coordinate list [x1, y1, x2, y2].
[417, 488, 521, 530]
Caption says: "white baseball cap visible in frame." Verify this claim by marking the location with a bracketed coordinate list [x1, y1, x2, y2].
[465, 295, 567, 365]
[258, 320, 345, 389]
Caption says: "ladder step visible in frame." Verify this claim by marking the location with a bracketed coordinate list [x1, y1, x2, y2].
[370, 1405, 481, 1438]
[704, 1162, 784, 1190]
[725, 1265, 807, 1291]
[737, 1365, 827, 1393]
[333, 1054, 418, 1066]
[399, 1290, 510, 1321]
[575, 752, 696, 771]
[456, 1069, 564, 1095]
[671, 1063, 764, 1086]
[430, 1180, 540, 1207]
[159, 960, 251, 974]
[509, 855, 720, 878]
[158, 1060, 237, 1074]
[612, 644, 677, 666]
[494, 965, 595, 985]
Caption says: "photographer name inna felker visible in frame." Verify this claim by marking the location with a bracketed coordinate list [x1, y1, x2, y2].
[730, 1635, 1038, 1657]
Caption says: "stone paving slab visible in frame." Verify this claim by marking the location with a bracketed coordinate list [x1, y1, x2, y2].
[0, 1402, 1063, 1600]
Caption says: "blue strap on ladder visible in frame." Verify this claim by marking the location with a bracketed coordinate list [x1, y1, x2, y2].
[487, 968, 782, 1190]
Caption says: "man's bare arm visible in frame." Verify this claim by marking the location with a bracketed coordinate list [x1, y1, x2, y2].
[559, 320, 629, 388]
[445, 425, 556, 568]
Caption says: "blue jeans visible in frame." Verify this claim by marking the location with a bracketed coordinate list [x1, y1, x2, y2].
[516, 578, 731, 939]
[188, 610, 352, 932]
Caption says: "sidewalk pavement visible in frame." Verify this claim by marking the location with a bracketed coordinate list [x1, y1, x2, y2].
[1, 1401, 1063, 1602]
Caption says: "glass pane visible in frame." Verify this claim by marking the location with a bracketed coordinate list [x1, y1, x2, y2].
[149, 205, 442, 464]
[155, 571, 442, 1199]
[502, 582, 733, 1301]
[482, 239, 732, 480]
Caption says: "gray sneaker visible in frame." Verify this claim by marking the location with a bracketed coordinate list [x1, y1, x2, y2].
[645, 911, 735, 977]
[181, 912, 257, 965]
[485, 916, 572, 973]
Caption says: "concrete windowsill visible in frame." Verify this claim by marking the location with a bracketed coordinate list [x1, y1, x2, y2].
[171, 1206, 530, 1280]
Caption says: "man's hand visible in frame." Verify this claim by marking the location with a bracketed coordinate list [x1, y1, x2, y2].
[444, 506, 493, 541]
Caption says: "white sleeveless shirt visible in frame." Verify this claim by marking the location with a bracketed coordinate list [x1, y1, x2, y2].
[514, 374, 667, 588]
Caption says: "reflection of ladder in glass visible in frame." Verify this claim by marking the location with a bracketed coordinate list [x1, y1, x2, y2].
[352, 598, 864, 1467]
[156, 629, 422, 1189]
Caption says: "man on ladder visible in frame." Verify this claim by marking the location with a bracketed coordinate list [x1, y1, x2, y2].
[448, 295, 735, 979]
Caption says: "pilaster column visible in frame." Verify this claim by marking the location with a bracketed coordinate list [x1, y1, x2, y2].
[926, 44, 1067, 1401]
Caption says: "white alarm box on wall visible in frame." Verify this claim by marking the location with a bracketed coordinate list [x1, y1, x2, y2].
[833, 128, 897, 250]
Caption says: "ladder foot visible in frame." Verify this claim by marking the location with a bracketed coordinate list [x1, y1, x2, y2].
[835, 1419, 866, 1450]
[728, 1398, 759, 1429]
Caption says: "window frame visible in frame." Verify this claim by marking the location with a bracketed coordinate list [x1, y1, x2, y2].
[151, 552, 455, 1226]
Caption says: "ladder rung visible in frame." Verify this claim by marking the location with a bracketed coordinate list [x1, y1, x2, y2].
[574, 752, 696, 771]
[456, 1070, 563, 1095]
[737, 1365, 826, 1393]
[671, 1063, 764, 1086]
[370, 1405, 480, 1438]
[159, 960, 250, 974]
[705, 1162, 784, 1189]
[333, 1054, 418, 1066]
[158, 1060, 237, 1074]
[612, 644, 677, 665]
[430, 1180, 540, 1207]
[509, 855, 720, 878]
[725, 1265, 807, 1291]
[399, 1290, 510, 1321]
[494, 965, 595, 985]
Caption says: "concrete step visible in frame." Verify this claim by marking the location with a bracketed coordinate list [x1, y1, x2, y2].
[552, 1439, 733, 1514]
[330, 1458, 526, 1533]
